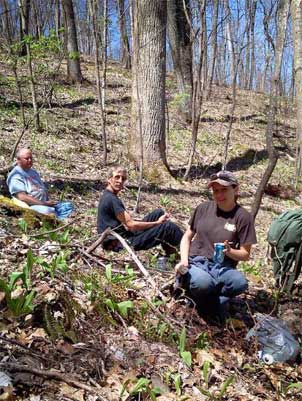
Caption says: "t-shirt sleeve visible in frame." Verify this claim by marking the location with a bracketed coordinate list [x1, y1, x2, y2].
[189, 204, 203, 232]
[237, 212, 257, 246]
[8, 173, 26, 195]
[111, 196, 126, 217]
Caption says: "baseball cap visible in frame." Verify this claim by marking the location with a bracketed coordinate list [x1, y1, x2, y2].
[208, 170, 238, 188]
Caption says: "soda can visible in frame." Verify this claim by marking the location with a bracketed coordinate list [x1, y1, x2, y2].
[213, 243, 225, 264]
[157, 256, 167, 270]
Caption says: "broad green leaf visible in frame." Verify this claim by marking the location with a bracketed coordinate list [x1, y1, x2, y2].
[8, 272, 24, 291]
[104, 298, 116, 311]
[130, 377, 150, 394]
[117, 300, 133, 318]
[202, 360, 212, 385]
[180, 351, 192, 367]
[218, 375, 234, 399]
[179, 327, 187, 353]
[105, 264, 112, 282]
[285, 382, 302, 393]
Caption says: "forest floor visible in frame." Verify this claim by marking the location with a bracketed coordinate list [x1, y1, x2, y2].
[0, 56, 302, 401]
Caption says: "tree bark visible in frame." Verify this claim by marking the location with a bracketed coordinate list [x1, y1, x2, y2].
[18, 0, 30, 56]
[61, 0, 83, 83]
[167, 0, 192, 122]
[206, 0, 219, 98]
[251, 0, 289, 219]
[117, 0, 131, 69]
[291, 0, 302, 183]
[130, 0, 169, 182]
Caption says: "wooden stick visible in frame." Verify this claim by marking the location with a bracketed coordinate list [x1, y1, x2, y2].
[2, 363, 106, 398]
[29, 216, 81, 238]
[108, 230, 167, 301]
[86, 227, 111, 254]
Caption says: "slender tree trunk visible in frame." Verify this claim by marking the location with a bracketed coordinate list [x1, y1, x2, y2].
[184, 0, 206, 179]
[61, 0, 83, 83]
[55, 0, 61, 38]
[291, 0, 302, 183]
[206, 0, 219, 98]
[251, 0, 289, 219]
[117, 0, 131, 69]
[167, 0, 192, 122]
[249, 0, 256, 89]
[223, 0, 235, 84]
[130, 0, 169, 181]
[18, 0, 30, 55]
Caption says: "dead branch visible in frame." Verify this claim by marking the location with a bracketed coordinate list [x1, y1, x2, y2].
[108, 230, 167, 301]
[28, 216, 82, 238]
[2, 362, 106, 398]
[86, 227, 111, 254]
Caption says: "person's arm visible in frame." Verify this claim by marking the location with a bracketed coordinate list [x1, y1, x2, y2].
[116, 210, 169, 232]
[16, 192, 57, 207]
[175, 226, 195, 275]
[224, 241, 251, 261]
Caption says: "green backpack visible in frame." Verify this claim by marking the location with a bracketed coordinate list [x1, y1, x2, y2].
[267, 209, 302, 293]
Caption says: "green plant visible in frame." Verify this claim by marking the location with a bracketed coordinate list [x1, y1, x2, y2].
[121, 377, 163, 401]
[284, 381, 302, 395]
[198, 361, 234, 400]
[160, 195, 172, 208]
[178, 327, 192, 367]
[17, 218, 28, 233]
[195, 332, 210, 349]
[239, 260, 261, 277]
[39, 251, 70, 279]
[0, 249, 36, 316]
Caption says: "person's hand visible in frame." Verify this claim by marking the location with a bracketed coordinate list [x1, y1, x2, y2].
[157, 212, 170, 224]
[44, 200, 57, 207]
[175, 260, 189, 276]
[223, 240, 232, 255]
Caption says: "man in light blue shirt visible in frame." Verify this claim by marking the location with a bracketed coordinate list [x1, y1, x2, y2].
[7, 148, 74, 220]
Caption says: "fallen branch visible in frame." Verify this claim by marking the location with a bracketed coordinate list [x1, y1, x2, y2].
[29, 216, 82, 238]
[2, 362, 106, 398]
[108, 230, 167, 301]
[86, 227, 111, 254]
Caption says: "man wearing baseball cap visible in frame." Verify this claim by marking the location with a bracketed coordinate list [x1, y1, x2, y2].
[175, 170, 256, 323]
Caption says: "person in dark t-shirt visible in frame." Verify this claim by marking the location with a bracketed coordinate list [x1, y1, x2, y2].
[175, 170, 257, 322]
[97, 166, 183, 254]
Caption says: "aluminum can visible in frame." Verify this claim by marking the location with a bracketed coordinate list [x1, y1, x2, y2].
[213, 243, 225, 264]
[157, 256, 167, 270]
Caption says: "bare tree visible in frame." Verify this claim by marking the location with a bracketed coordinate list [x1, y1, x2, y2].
[167, 0, 192, 121]
[291, 0, 302, 183]
[251, 0, 289, 219]
[130, 0, 169, 181]
[61, 0, 83, 83]
[206, 0, 219, 98]
[117, 0, 131, 69]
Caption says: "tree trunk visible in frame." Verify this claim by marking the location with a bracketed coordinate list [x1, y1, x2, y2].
[223, 0, 235, 85]
[251, 0, 289, 219]
[61, 0, 83, 83]
[117, 0, 131, 69]
[206, 0, 219, 98]
[167, 0, 192, 122]
[18, 0, 30, 56]
[291, 0, 302, 183]
[130, 0, 169, 182]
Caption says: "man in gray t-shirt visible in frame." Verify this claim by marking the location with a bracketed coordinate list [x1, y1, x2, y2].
[7, 148, 74, 220]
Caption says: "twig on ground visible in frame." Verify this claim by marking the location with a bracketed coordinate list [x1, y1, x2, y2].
[29, 216, 82, 238]
[0, 334, 50, 362]
[86, 227, 111, 254]
[108, 230, 167, 301]
[2, 362, 106, 397]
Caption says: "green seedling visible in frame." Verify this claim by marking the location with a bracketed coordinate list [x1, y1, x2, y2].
[17, 218, 28, 233]
[160, 195, 172, 207]
[121, 377, 163, 401]
[40, 251, 70, 279]
[196, 332, 210, 349]
[198, 360, 234, 400]
[178, 327, 192, 367]
[0, 249, 36, 316]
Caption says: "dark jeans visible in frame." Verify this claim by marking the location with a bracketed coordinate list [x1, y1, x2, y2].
[181, 256, 248, 322]
[129, 209, 183, 254]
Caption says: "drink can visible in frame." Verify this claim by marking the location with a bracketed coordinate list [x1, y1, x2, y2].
[157, 256, 167, 270]
[213, 243, 225, 264]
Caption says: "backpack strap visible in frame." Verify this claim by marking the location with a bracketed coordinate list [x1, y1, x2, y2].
[282, 241, 302, 293]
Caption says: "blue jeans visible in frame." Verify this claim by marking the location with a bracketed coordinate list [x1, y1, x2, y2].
[30, 201, 74, 220]
[181, 256, 248, 320]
